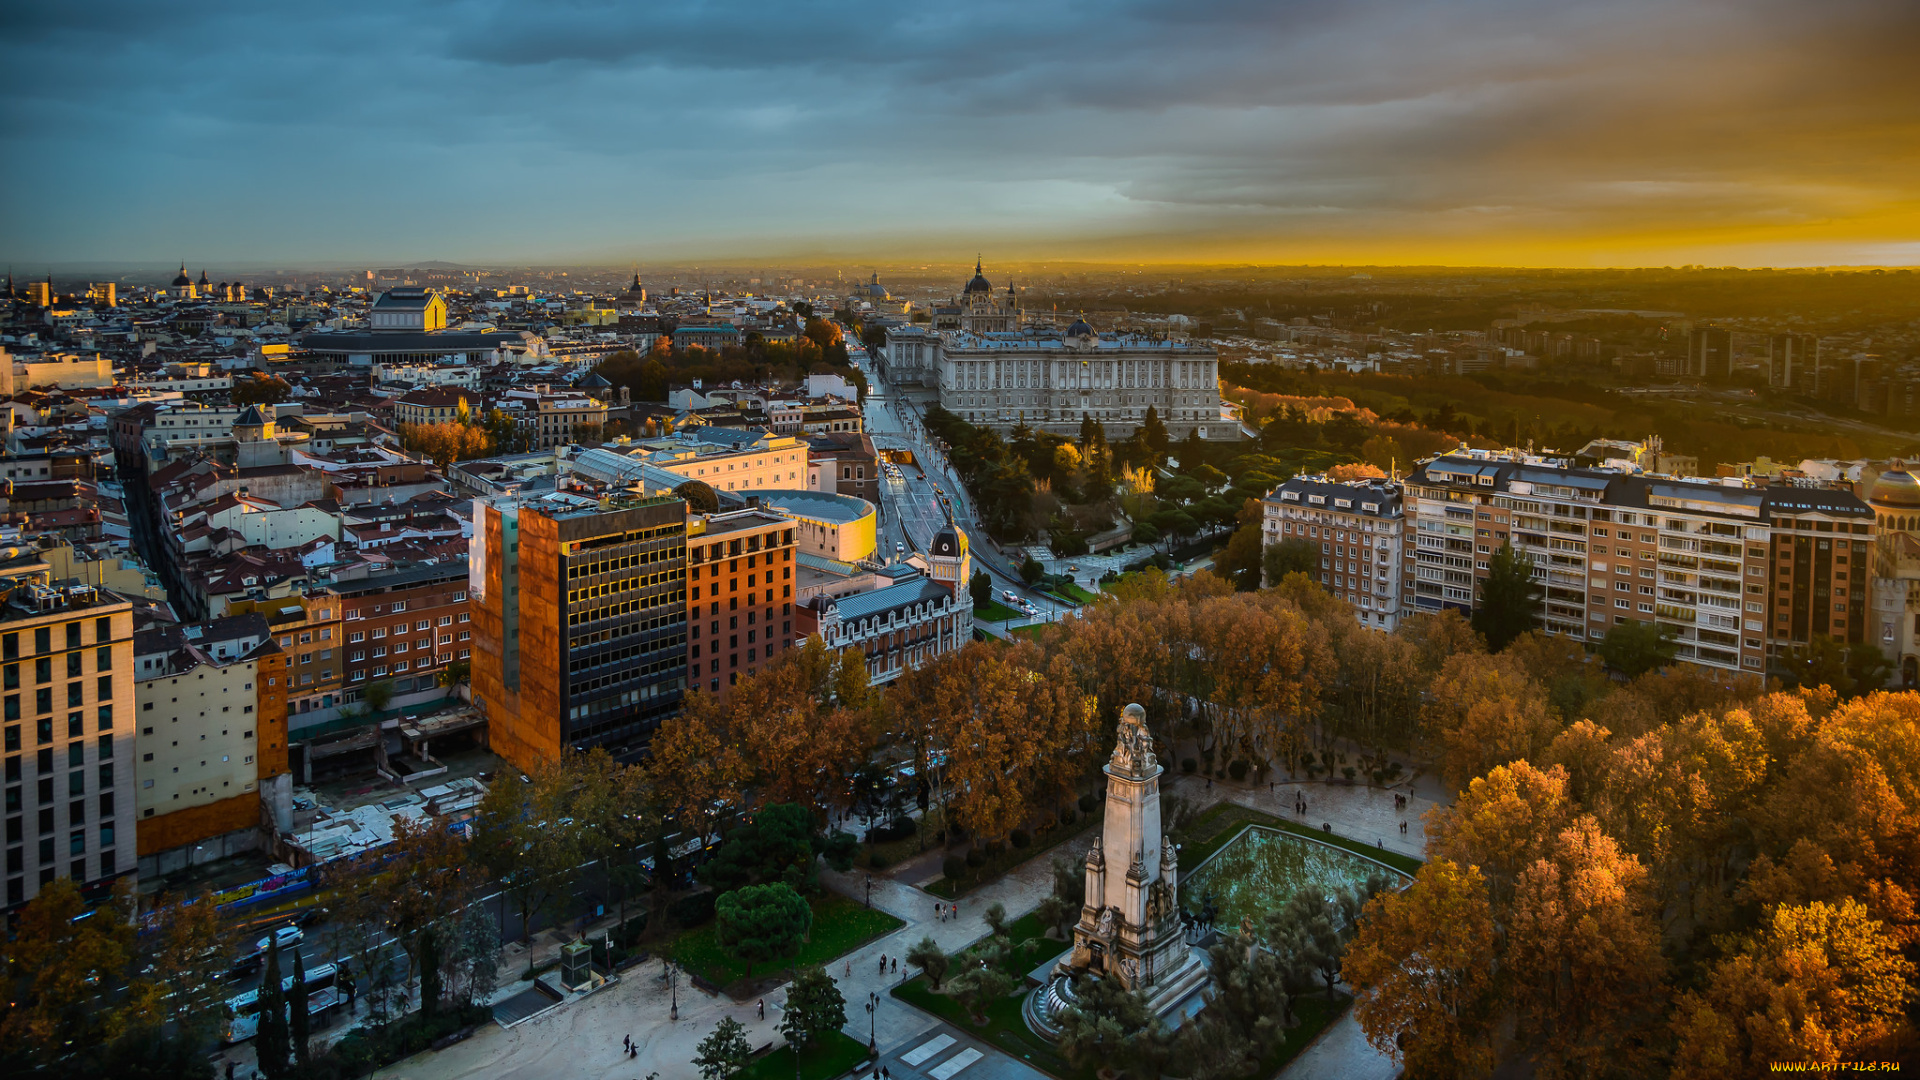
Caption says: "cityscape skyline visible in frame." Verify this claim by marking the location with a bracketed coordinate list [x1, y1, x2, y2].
[3, 0, 1917, 268]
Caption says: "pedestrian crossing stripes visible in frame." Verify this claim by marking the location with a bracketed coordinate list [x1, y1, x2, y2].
[901, 1034, 955, 1066]
[928, 1048, 983, 1079]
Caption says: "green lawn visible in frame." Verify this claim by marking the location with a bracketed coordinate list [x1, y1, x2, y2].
[736, 1030, 870, 1080]
[973, 601, 1023, 622]
[671, 892, 903, 989]
[1177, 800, 1423, 876]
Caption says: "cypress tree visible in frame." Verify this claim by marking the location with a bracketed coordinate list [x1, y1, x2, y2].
[256, 937, 290, 1079]
[420, 928, 443, 1019]
[289, 946, 310, 1067]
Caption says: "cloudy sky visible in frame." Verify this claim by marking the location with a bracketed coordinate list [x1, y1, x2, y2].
[3, 0, 1917, 268]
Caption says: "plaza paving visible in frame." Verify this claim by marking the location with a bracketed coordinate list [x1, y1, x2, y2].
[369, 769, 1432, 1080]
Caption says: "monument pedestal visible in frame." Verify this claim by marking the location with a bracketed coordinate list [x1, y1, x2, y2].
[1025, 702, 1216, 1040]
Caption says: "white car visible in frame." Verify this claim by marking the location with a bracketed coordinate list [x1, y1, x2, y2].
[255, 926, 303, 954]
[1002, 590, 1020, 603]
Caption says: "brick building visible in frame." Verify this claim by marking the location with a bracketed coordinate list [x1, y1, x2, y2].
[686, 510, 798, 698]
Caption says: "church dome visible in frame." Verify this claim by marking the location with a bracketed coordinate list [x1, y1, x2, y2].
[1067, 317, 1096, 338]
[171, 265, 192, 288]
[1871, 466, 1920, 508]
[963, 258, 992, 295]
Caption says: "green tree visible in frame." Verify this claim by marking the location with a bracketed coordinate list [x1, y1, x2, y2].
[1183, 925, 1297, 1075]
[1779, 636, 1893, 698]
[418, 929, 442, 1020]
[1140, 406, 1170, 458]
[289, 945, 311, 1067]
[1056, 974, 1175, 1077]
[780, 965, 847, 1050]
[970, 569, 994, 611]
[454, 902, 502, 1005]
[714, 883, 811, 976]
[1472, 542, 1541, 651]
[694, 1015, 753, 1080]
[1599, 620, 1676, 677]
[361, 677, 395, 714]
[1262, 536, 1321, 585]
[700, 803, 816, 892]
[256, 937, 291, 1079]
[906, 936, 951, 989]
[948, 959, 1019, 1022]
[1021, 556, 1045, 587]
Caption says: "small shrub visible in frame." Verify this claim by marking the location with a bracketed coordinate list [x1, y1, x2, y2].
[966, 848, 986, 869]
[1010, 829, 1031, 849]
[1059, 807, 1076, 826]
[867, 819, 915, 843]
[1342, 767, 1357, 781]
[1228, 760, 1249, 781]
[1181, 757, 1197, 774]
[1077, 793, 1098, 813]
[869, 852, 891, 870]
[942, 855, 967, 881]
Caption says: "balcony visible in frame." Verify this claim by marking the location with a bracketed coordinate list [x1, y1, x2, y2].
[1657, 603, 1696, 621]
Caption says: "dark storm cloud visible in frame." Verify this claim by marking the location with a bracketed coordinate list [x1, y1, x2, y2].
[2, 0, 1916, 265]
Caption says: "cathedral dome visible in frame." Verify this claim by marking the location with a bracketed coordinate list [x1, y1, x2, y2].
[171, 265, 192, 288]
[1067, 317, 1096, 338]
[963, 257, 992, 295]
[1871, 466, 1920, 509]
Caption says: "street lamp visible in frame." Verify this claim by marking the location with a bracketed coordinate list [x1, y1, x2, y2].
[666, 958, 678, 1021]
[864, 874, 873, 909]
[866, 991, 878, 1054]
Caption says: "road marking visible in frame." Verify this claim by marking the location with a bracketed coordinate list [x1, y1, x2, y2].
[928, 1048, 983, 1078]
[901, 1034, 954, 1066]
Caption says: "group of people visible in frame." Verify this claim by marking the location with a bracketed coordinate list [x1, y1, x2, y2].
[934, 901, 959, 922]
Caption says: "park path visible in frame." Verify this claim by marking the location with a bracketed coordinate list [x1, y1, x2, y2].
[371, 773, 1434, 1080]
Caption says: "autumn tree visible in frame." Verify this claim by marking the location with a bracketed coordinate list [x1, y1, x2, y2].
[1506, 817, 1667, 1078]
[1423, 652, 1562, 790]
[647, 690, 749, 848]
[0, 877, 141, 1064]
[1671, 900, 1916, 1075]
[1345, 858, 1501, 1080]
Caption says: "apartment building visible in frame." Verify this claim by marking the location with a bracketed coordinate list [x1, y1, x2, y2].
[686, 510, 798, 698]
[326, 563, 472, 709]
[132, 615, 291, 876]
[1261, 475, 1406, 630]
[1402, 451, 1874, 675]
[500, 387, 607, 450]
[227, 593, 343, 733]
[472, 492, 688, 771]
[0, 555, 136, 910]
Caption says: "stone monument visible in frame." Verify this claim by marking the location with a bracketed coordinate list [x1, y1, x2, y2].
[1026, 703, 1209, 1037]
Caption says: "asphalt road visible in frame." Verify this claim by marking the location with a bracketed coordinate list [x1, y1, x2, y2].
[853, 349, 1076, 629]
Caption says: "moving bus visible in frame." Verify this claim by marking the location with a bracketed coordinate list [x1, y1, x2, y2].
[222, 961, 338, 1043]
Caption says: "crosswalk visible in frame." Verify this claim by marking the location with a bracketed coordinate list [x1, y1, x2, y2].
[896, 1033, 984, 1079]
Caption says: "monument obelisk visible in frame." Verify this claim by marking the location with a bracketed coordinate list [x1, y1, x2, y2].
[1027, 703, 1209, 1036]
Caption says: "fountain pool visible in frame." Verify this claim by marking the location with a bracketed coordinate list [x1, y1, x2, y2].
[1181, 826, 1411, 928]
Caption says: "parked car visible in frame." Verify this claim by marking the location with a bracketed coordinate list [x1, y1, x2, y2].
[254, 926, 303, 954]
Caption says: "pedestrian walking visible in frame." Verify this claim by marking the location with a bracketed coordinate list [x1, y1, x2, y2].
[624, 1035, 631, 1053]
[758, 998, 766, 1020]
[892, 957, 898, 974]
[846, 960, 852, 976]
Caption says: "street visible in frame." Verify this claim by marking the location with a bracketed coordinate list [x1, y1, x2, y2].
[853, 343, 1076, 631]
